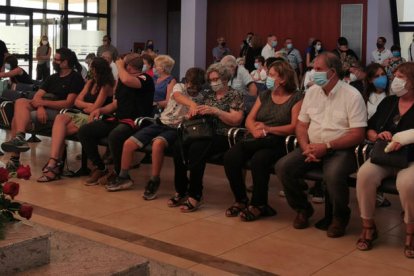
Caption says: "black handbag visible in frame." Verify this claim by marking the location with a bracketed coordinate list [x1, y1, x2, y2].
[179, 116, 215, 145]
[370, 139, 409, 169]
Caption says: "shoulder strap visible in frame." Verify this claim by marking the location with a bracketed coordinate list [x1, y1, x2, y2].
[379, 99, 398, 132]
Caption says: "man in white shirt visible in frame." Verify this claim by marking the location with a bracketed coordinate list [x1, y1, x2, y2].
[276, 52, 367, 238]
[261, 34, 277, 60]
[371, 36, 392, 64]
[101, 50, 119, 80]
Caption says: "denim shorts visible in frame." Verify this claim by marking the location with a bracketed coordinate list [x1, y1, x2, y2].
[30, 108, 59, 124]
[129, 123, 177, 148]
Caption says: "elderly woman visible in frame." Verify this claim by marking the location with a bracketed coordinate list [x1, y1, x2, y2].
[37, 57, 115, 182]
[224, 60, 302, 221]
[356, 62, 414, 258]
[153, 55, 176, 113]
[170, 63, 244, 212]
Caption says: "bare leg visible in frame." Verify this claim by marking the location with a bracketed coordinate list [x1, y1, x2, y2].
[151, 138, 166, 177]
[405, 223, 414, 258]
[121, 138, 140, 171]
[12, 98, 34, 136]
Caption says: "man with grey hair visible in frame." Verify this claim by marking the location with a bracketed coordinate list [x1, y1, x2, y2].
[220, 55, 257, 112]
[275, 52, 367, 238]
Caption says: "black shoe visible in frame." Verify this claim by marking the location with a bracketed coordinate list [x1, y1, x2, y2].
[1, 137, 30, 152]
[327, 217, 349, 238]
[143, 178, 160, 200]
[315, 216, 332, 231]
[293, 208, 314, 229]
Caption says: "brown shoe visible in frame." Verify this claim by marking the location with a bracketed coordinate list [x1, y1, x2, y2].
[85, 168, 107, 185]
[97, 170, 117, 186]
[293, 208, 314, 229]
[327, 217, 349, 238]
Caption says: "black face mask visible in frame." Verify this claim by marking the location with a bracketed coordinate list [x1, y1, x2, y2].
[52, 62, 61, 73]
[376, 42, 384, 49]
[220, 42, 226, 47]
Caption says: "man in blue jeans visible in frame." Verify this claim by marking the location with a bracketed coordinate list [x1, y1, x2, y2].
[275, 52, 367, 238]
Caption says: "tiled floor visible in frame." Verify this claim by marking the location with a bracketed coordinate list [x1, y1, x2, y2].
[2, 129, 414, 275]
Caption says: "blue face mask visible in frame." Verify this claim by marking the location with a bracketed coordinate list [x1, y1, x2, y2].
[373, 75, 388, 90]
[313, 71, 329, 86]
[254, 63, 259, 69]
[392, 51, 401, 57]
[266, 77, 275, 90]
[286, 43, 293, 50]
[142, 64, 148, 72]
[271, 41, 277, 48]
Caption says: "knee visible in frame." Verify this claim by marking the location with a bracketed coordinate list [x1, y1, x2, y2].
[152, 139, 166, 152]
[54, 114, 69, 125]
[396, 174, 414, 196]
[123, 139, 138, 153]
[15, 98, 30, 108]
[275, 155, 289, 177]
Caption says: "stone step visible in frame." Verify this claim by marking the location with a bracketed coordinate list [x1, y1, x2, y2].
[0, 222, 51, 274]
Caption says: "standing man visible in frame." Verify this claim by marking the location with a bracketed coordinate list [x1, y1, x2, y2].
[283, 38, 303, 80]
[212, 37, 231, 63]
[409, 33, 414, 62]
[261, 34, 278, 60]
[371, 36, 392, 64]
[97, 35, 118, 62]
[0, 39, 8, 72]
[275, 52, 367, 238]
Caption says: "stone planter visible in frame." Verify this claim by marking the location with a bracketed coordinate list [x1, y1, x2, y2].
[0, 222, 50, 274]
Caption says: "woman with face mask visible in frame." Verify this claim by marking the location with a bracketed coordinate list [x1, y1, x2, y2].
[306, 39, 324, 71]
[250, 55, 267, 92]
[356, 62, 414, 258]
[36, 35, 52, 81]
[224, 60, 302, 221]
[0, 54, 33, 89]
[172, 63, 244, 212]
[152, 55, 177, 115]
[383, 45, 406, 80]
[363, 63, 389, 119]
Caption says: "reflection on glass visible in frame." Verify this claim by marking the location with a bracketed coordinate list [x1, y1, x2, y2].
[47, 0, 65, 11]
[68, 29, 105, 61]
[10, 0, 43, 9]
[396, 0, 414, 22]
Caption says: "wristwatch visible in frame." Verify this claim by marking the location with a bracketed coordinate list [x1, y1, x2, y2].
[326, 142, 334, 154]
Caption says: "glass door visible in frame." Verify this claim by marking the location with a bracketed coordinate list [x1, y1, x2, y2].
[0, 11, 33, 78]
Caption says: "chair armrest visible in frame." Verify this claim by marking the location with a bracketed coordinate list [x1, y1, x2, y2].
[59, 108, 82, 114]
[136, 117, 156, 128]
[230, 127, 248, 147]
[285, 135, 297, 154]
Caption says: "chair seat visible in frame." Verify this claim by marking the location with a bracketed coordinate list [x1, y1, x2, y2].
[379, 177, 398, 195]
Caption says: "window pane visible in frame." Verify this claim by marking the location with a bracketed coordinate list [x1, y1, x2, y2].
[98, 0, 108, 14]
[68, 0, 84, 12]
[47, 0, 65, 11]
[396, 0, 414, 22]
[399, 32, 414, 61]
[0, 1, 5, 5]
[10, 0, 43, 9]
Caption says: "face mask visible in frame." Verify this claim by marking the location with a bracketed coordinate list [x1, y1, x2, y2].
[373, 75, 388, 90]
[313, 71, 329, 86]
[266, 77, 275, 90]
[220, 42, 226, 47]
[211, 80, 224, 92]
[349, 73, 358, 82]
[391, 77, 408, 97]
[376, 42, 384, 49]
[142, 64, 148, 72]
[286, 43, 293, 50]
[42, 40, 48, 46]
[52, 62, 61, 73]
[153, 68, 158, 77]
[254, 63, 259, 69]
[392, 51, 401, 57]
[4, 63, 11, 70]
[315, 44, 322, 51]
[271, 41, 277, 48]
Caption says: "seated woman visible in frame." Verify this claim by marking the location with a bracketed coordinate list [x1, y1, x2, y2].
[383, 45, 406, 81]
[37, 57, 115, 182]
[250, 55, 267, 92]
[152, 55, 177, 115]
[364, 63, 389, 119]
[306, 39, 324, 71]
[356, 62, 414, 258]
[170, 63, 244, 212]
[142, 54, 154, 78]
[0, 55, 33, 89]
[104, 67, 206, 196]
[224, 60, 302, 221]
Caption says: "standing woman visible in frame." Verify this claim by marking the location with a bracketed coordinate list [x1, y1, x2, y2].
[36, 35, 52, 81]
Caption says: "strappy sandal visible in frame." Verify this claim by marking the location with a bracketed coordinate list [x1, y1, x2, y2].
[240, 205, 277, 222]
[167, 193, 187, 207]
[225, 202, 247, 217]
[356, 226, 378, 251]
[37, 158, 63, 183]
[404, 233, 414, 258]
[180, 198, 202, 213]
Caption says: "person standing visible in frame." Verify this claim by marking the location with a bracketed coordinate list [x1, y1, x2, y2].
[371, 36, 392, 64]
[97, 35, 118, 61]
[261, 35, 277, 60]
[36, 35, 52, 81]
[212, 37, 231, 63]
[408, 34, 414, 62]
[0, 39, 8, 72]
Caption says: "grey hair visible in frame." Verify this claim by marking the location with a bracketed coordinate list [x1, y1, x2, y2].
[317, 51, 343, 78]
[206, 62, 232, 82]
[220, 55, 237, 69]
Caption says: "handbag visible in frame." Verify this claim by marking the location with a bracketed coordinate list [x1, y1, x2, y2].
[370, 139, 408, 169]
[179, 116, 216, 145]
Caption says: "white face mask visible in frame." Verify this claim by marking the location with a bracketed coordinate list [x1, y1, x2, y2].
[391, 77, 409, 97]
[211, 80, 224, 92]
[349, 73, 358, 82]
[42, 40, 48, 46]
[4, 63, 11, 70]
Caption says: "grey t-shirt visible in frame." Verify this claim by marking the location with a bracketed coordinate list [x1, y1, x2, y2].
[229, 65, 254, 96]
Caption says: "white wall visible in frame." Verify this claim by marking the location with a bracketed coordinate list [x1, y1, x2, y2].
[366, 0, 394, 64]
[110, 0, 168, 55]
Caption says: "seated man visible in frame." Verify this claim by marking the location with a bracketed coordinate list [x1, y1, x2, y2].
[1, 48, 84, 170]
[275, 52, 367, 238]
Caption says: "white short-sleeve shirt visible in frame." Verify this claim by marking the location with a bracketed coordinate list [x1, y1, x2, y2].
[298, 80, 367, 143]
[371, 48, 392, 64]
[261, 44, 275, 60]
[229, 65, 254, 95]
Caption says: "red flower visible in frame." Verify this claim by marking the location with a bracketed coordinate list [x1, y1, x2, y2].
[0, 167, 9, 183]
[16, 165, 31, 180]
[2, 181, 20, 199]
[18, 205, 33, 220]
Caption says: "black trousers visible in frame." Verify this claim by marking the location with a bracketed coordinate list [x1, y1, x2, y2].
[78, 120, 135, 174]
[173, 135, 229, 201]
[36, 63, 50, 81]
[275, 148, 356, 219]
[224, 135, 285, 206]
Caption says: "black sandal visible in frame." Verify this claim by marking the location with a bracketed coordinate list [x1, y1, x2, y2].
[356, 226, 378, 251]
[240, 205, 277, 222]
[167, 193, 187, 207]
[37, 158, 63, 183]
[225, 202, 247, 217]
[180, 198, 202, 213]
[405, 233, 414, 258]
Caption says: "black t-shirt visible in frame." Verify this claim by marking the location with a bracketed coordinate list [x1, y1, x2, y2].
[40, 71, 84, 100]
[11, 69, 33, 85]
[0, 40, 8, 67]
[115, 73, 155, 119]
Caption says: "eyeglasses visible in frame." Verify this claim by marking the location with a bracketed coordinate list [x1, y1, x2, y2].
[209, 77, 220, 82]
